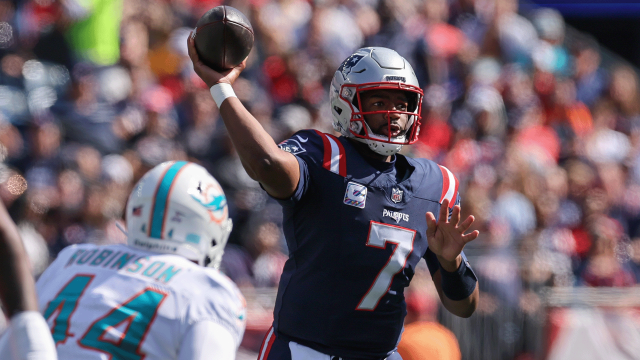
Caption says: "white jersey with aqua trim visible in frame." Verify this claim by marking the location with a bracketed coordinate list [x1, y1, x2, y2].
[32, 243, 246, 360]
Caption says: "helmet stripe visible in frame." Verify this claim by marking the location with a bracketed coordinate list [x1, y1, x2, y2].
[149, 161, 189, 239]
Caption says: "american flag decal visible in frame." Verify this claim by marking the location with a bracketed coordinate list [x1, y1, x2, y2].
[132, 206, 143, 216]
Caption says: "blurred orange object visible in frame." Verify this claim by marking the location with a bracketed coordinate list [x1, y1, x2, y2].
[565, 102, 593, 137]
[397, 321, 461, 360]
[148, 43, 182, 78]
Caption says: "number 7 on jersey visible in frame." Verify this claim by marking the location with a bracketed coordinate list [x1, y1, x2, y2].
[357, 221, 416, 311]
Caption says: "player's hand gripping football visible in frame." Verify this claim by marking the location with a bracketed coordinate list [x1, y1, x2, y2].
[187, 31, 246, 88]
[426, 199, 479, 268]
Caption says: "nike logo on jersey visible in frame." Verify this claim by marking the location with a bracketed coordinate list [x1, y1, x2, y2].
[383, 209, 409, 223]
[295, 135, 308, 142]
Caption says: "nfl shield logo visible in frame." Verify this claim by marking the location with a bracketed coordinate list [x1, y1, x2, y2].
[391, 188, 403, 203]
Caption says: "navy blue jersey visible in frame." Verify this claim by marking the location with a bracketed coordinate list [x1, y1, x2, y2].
[273, 130, 462, 359]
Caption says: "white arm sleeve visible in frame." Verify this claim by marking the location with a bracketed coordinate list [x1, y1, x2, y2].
[178, 320, 238, 360]
[1, 311, 57, 360]
[0, 329, 11, 360]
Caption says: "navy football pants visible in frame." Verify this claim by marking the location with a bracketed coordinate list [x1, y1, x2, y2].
[258, 327, 403, 360]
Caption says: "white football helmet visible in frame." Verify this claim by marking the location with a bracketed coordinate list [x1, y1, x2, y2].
[126, 161, 232, 269]
[330, 47, 424, 156]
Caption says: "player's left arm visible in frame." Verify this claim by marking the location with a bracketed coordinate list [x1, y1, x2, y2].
[0, 200, 37, 317]
[426, 198, 479, 318]
[0, 200, 57, 360]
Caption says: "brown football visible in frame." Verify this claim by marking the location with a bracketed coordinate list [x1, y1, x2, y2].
[193, 6, 254, 71]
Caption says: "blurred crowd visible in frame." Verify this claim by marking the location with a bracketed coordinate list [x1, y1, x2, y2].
[1, 0, 640, 353]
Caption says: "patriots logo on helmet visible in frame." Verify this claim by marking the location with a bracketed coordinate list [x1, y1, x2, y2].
[339, 54, 364, 79]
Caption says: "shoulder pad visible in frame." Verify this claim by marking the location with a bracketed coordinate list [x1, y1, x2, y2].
[438, 164, 459, 209]
[407, 158, 459, 208]
[183, 268, 246, 335]
[278, 130, 347, 177]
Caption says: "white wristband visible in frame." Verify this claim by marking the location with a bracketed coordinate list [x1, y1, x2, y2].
[10, 311, 57, 360]
[210, 83, 237, 108]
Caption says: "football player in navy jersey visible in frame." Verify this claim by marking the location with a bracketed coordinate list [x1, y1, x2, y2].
[188, 36, 479, 360]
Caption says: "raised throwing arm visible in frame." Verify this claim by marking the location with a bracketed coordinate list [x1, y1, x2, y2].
[187, 34, 300, 199]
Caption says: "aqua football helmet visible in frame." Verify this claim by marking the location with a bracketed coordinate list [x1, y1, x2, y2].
[330, 47, 423, 156]
[126, 161, 232, 269]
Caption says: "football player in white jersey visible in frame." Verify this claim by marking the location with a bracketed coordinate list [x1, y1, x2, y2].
[0, 161, 246, 360]
[0, 200, 57, 360]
